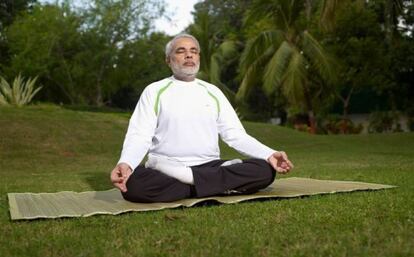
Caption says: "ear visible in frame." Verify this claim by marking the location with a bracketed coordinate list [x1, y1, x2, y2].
[165, 56, 171, 66]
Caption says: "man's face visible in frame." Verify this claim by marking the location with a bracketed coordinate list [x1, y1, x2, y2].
[167, 37, 200, 79]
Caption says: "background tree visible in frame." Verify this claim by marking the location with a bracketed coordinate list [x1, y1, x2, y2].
[6, 4, 83, 103]
[0, 0, 37, 75]
[188, 0, 252, 102]
[0, 0, 412, 123]
[189, 11, 238, 101]
[75, 0, 165, 106]
[324, 1, 390, 117]
[109, 32, 171, 110]
[0, 0, 37, 29]
[4, 0, 166, 106]
[237, 0, 337, 132]
[324, 0, 414, 117]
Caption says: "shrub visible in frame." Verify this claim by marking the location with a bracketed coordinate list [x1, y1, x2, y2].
[0, 74, 42, 107]
[368, 111, 400, 133]
[408, 118, 414, 132]
[406, 107, 414, 132]
[322, 115, 363, 134]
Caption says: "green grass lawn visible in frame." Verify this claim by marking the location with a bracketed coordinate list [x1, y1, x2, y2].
[1, 104, 413, 257]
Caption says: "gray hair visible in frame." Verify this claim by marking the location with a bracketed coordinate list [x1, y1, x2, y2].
[165, 34, 201, 58]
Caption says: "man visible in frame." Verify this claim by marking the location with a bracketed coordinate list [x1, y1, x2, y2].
[110, 34, 293, 203]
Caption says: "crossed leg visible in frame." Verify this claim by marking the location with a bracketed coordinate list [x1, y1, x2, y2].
[122, 158, 276, 203]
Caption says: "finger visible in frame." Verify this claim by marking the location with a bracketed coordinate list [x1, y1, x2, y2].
[275, 164, 286, 172]
[280, 151, 288, 161]
[285, 159, 293, 169]
[111, 176, 123, 183]
[273, 151, 282, 159]
[111, 169, 124, 182]
[110, 171, 121, 182]
[268, 158, 279, 171]
[120, 167, 131, 179]
[119, 184, 127, 192]
[120, 179, 128, 192]
[280, 152, 294, 169]
[115, 178, 128, 191]
[118, 168, 126, 178]
[114, 182, 126, 192]
[110, 167, 121, 177]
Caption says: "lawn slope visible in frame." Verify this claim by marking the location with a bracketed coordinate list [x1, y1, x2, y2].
[0, 105, 413, 257]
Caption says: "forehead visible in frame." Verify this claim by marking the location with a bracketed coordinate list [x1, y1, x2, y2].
[172, 37, 198, 50]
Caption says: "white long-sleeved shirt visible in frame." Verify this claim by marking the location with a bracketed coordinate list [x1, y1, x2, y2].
[118, 77, 276, 170]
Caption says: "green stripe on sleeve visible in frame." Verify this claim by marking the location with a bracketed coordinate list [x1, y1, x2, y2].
[197, 82, 221, 115]
[154, 81, 173, 115]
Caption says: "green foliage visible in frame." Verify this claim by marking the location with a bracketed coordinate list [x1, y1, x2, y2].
[189, 11, 238, 101]
[4, 1, 166, 106]
[319, 0, 414, 116]
[368, 111, 403, 133]
[0, 0, 37, 75]
[0, 0, 37, 29]
[6, 4, 84, 103]
[237, 0, 338, 132]
[110, 32, 171, 109]
[77, 0, 166, 106]
[0, 74, 42, 106]
[324, 1, 391, 116]
[0, 0, 413, 117]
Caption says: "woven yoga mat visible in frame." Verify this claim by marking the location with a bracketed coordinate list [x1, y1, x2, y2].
[8, 177, 396, 220]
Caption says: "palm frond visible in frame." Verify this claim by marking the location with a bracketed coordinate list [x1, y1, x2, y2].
[210, 52, 236, 101]
[197, 70, 209, 82]
[236, 45, 276, 102]
[282, 49, 307, 106]
[262, 41, 294, 95]
[206, 40, 238, 100]
[244, 0, 276, 27]
[245, 0, 303, 30]
[302, 31, 337, 84]
[191, 11, 214, 72]
[240, 30, 284, 75]
[319, 0, 340, 31]
[217, 40, 237, 60]
[209, 54, 220, 83]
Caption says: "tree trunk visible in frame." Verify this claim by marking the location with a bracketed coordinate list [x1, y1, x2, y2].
[95, 60, 107, 107]
[308, 109, 317, 134]
[96, 79, 103, 107]
[304, 84, 316, 134]
[342, 87, 354, 120]
[343, 100, 349, 118]
[384, 0, 393, 46]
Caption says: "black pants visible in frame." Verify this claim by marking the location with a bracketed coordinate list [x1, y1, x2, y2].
[122, 158, 276, 203]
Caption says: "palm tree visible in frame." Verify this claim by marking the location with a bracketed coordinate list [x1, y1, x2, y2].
[237, 0, 338, 133]
[189, 11, 238, 102]
[384, 0, 404, 45]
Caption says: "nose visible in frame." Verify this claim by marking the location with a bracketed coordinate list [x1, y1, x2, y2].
[185, 52, 193, 59]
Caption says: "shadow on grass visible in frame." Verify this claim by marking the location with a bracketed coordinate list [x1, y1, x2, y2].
[83, 172, 113, 191]
[63, 104, 131, 115]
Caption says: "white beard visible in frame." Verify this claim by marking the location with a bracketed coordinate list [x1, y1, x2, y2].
[170, 61, 200, 78]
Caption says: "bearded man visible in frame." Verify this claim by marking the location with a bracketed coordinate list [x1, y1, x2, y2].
[110, 34, 293, 203]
